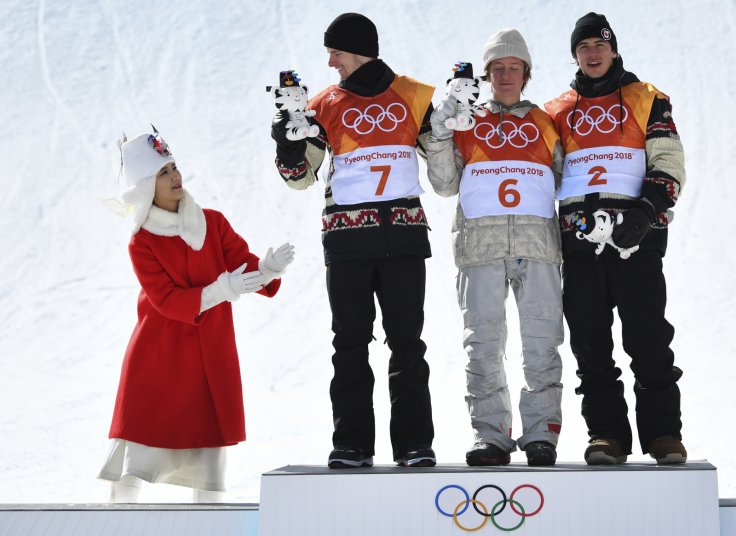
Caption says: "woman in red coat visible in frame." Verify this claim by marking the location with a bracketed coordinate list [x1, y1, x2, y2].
[98, 130, 295, 502]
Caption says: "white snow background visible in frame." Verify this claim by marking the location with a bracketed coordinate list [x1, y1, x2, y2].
[0, 0, 734, 503]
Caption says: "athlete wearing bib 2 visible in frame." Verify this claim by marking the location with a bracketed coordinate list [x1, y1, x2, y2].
[271, 13, 436, 469]
[428, 29, 564, 468]
[545, 13, 687, 466]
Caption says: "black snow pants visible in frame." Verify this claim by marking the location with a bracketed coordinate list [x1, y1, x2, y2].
[326, 256, 434, 459]
[562, 249, 682, 454]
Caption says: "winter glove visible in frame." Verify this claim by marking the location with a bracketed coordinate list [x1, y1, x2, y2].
[611, 200, 657, 249]
[227, 262, 270, 294]
[429, 94, 458, 141]
[271, 110, 307, 164]
[199, 263, 269, 313]
[259, 243, 295, 281]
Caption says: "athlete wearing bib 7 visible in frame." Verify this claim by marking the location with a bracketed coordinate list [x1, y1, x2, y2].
[271, 12, 437, 470]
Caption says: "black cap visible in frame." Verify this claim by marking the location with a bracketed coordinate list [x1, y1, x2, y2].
[570, 12, 617, 57]
[324, 13, 379, 58]
[279, 70, 301, 88]
[451, 62, 474, 79]
[447, 62, 474, 84]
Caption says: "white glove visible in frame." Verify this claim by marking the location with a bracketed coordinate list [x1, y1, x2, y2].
[199, 263, 269, 313]
[259, 243, 295, 280]
[430, 94, 457, 141]
[226, 262, 270, 294]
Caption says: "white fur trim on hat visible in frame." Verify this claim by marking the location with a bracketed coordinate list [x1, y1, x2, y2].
[118, 175, 156, 235]
[482, 28, 532, 71]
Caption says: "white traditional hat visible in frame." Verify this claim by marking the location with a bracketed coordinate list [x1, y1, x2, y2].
[113, 130, 175, 234]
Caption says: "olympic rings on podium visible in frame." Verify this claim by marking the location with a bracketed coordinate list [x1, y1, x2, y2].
[435, 483, 544, 532]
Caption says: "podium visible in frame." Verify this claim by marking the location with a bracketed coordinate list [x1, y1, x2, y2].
[259, 461, 719, 535]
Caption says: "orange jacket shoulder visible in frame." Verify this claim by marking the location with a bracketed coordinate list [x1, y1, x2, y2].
[529, 107, 560, 157]
[622, 82, 668, 134]
[391, 75, 435, 128]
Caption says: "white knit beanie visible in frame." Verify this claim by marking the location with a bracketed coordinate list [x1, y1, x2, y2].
[482, 28, 532, 71]
[118, 132, 175, 234]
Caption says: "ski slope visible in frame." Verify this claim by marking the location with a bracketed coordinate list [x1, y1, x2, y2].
[0, 0, 734, 503]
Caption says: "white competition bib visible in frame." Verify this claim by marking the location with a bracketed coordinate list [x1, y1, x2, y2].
[459, 160, 555, 218]
[330, 145, 423, 205]
[558, 145, 646, 200]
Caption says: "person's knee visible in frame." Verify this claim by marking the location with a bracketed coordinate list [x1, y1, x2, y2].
[524, 365, 563, 391]
[633, 366, 683, 390]
[332, 323, 374, 351]
[463, 317, 504, 344]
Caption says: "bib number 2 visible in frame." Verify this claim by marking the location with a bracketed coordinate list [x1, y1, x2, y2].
[588, 165, 607, 186]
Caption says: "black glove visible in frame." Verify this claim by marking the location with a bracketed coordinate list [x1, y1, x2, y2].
[271, 110, 307, 164]
[611, 201, 656, 249]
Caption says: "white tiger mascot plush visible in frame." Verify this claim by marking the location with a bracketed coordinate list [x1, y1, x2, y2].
[574, 210, 640, 259]
[267, 70, 320, 141]
[444, 62, 487, 131]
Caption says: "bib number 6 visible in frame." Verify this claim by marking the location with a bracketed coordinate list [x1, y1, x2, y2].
[370, 165, 392, 196]
[498, 178, 521, 208]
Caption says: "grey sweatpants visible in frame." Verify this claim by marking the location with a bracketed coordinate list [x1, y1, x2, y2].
[457, 259, 564, 452]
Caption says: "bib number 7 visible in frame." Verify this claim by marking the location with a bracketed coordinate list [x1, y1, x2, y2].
[370, 165, 392, 196]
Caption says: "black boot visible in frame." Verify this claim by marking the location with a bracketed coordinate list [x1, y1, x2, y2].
[525, 441, 557, 466]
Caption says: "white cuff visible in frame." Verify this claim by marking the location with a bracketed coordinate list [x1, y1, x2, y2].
[199, 273, 240, 314]
[258, 260, 281, 283]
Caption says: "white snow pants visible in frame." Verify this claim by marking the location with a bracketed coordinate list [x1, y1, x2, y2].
[457, 259, 564, 452]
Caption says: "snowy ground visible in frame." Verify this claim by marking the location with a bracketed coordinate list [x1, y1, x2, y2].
[1, 0, 735, 503]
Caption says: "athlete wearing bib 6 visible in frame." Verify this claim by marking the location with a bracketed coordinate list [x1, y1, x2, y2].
[427, 29, 564, 468]
[545, 12, 687, 466]
[271, 13, 436, 470]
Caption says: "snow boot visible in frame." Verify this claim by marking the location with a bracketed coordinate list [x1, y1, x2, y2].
[584, 438, 627, 465]
[328, 446, 373, 469]
[466, 442, 511, 466]
[395, 446, 436, 467]
[649, 436, 687, 464]
[525, 441, 557, 466]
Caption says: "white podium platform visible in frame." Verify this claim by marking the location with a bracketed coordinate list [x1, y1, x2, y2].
[0, 504, 259, 536]
[259, 461, 719, 536]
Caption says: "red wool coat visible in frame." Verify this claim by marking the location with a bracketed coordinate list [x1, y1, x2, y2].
[109, 209, 279, 448]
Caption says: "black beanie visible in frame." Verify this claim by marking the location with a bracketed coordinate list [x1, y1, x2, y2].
[324, 13, 379, 58]
[570, 12, 617, 57]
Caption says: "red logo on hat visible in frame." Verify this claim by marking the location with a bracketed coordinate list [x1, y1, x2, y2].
[601, 28, 611, 40]
[148, 134, 171, 157]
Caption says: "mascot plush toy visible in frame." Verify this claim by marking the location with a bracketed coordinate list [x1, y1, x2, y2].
[266, 70, 319, 141]
[443, 62, 486, 131]
[574, 210, 640, 260]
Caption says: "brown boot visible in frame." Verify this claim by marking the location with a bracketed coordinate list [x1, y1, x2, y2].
[649, 436, 687, 464]
[584, 438, 627, 465]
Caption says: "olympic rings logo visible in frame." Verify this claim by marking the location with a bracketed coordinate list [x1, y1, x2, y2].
[341, 103, 408, 135]
[435, 483, 544, 532]
[566, 104, 629, 136]
[473, 121, 540, 149]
